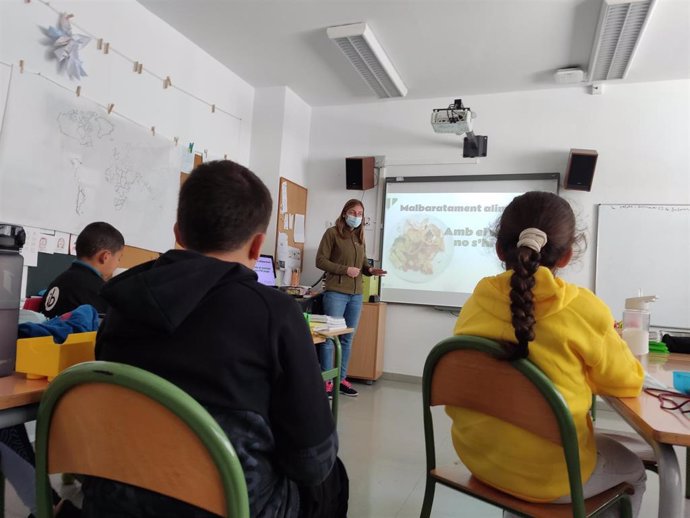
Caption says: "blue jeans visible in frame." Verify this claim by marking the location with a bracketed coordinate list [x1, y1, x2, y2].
[318, 291, 363, 380]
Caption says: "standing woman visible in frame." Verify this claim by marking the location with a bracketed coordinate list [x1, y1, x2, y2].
[316, 199, 386, 397]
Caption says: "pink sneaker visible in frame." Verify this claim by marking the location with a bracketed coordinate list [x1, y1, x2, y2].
[325, 380, 333, 400]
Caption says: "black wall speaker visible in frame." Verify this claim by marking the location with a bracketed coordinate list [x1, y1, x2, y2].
[564, 149, 598, 191]
[346, 157, 375, 190]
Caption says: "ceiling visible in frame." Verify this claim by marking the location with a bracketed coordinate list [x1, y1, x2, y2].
[139, 0, 690, 107]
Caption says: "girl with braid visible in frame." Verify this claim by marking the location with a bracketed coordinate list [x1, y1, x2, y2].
[446, 192, 647, 517]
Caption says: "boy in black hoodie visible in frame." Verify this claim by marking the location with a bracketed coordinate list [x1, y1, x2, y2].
[83, 160, 347, 518]
[41, 221, 124, 318]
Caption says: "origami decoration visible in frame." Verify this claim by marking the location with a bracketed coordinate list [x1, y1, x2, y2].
[43, 13, 91, 80]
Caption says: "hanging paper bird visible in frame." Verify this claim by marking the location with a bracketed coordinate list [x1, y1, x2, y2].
[42, 13, 91, 80]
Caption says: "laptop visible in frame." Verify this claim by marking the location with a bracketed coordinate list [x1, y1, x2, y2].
[254, 254, 277, 287]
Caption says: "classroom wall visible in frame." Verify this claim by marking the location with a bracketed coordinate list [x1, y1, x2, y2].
[304, 79, 690, 377]
[250, 86, 312, 256]
[0, 0, 255, 172]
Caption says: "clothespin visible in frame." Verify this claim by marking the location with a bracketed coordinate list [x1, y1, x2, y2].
[107, 103, 115, 114]
[133, 61, 139, 73]
[174, 137, 179, 146]
[103, 42, 110, 54]
[163, 76, 172, 89]
[151, 126, 156, 137]
[224, 154, 227, 160]
[24, 0, 30, 4]
[75, 86, 81, 97]
[137, 63, 143, 74]
[19, 60, 24, 73]
[96, 39, 103, 50]
[211, 104, 216, 113]
[204, 149, 208, 159]
[188, 142, 194, 153]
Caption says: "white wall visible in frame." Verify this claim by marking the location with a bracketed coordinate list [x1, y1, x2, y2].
[250, 86, 311, 255]
[0, 0, 255, 165]
[306, 80, 690, 377]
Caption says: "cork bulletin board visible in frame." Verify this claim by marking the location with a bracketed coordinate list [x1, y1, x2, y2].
[275, 177, 307, 276]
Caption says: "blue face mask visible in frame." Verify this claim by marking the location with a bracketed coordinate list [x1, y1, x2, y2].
[345, 215, 362, 229]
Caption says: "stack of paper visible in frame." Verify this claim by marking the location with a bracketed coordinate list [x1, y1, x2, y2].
[310, 315, 347, 332]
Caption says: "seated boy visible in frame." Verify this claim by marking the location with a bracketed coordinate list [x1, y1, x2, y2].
[40, 222, 124, 318]
[83, 160, 347, 518]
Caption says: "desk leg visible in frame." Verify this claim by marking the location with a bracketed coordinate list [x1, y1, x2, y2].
[331, 336, 341, 427]
[685, 446, 690, 498]
[654, 442, 684, 518]
[604, 397, 684, 517]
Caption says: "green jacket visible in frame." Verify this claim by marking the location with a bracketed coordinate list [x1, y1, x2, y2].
[316, 226, 372, 295]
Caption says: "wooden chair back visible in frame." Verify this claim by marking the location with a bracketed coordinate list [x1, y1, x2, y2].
[35, 361, 249, 518]
[430, 347, 562, 444]
[420, 336, 634, 518]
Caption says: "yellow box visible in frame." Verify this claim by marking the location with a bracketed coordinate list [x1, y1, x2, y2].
[16, 332, 97, 381]
[363, 275, 379, 301]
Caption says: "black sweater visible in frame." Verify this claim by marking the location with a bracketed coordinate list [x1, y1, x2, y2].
[40, 262, 106, 318]
[84, 250, 337, 518]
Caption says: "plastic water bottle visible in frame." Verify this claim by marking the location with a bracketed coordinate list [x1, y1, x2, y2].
[622, 295, 657, 360]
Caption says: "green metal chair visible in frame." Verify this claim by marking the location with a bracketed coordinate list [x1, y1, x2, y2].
[421, 335, 634, 518]
[34, 361, 249, 518]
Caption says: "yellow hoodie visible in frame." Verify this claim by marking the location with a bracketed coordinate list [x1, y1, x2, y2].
[446, 267, 643, 502]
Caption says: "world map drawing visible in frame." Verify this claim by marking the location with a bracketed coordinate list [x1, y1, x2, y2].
[0, 72, 179, 252]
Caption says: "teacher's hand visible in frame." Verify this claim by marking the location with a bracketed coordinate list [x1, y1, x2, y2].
[346, 267, 361, 278]
[369, 268, 387, 276]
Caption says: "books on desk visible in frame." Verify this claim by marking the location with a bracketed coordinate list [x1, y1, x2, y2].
[309, 315, 347, 332]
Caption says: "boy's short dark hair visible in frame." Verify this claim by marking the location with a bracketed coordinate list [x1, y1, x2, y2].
[177, 160, 272, 253]
[75, 222, 125, 259]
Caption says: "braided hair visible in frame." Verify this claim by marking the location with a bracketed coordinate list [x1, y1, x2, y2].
[495, 192, 579, 359]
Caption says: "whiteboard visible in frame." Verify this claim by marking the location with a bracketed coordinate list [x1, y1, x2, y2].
[596, 204, 690, 329]
[0, 71, 179, 252]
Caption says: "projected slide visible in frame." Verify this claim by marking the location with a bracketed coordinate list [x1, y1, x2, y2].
[381, 192, 521, 306]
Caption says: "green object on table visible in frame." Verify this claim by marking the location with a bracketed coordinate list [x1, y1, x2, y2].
[649, 340, 669, 353]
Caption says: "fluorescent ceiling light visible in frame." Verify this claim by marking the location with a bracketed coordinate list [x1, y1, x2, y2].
[588, 0, 657, 82]
[327, 22, 407, 98]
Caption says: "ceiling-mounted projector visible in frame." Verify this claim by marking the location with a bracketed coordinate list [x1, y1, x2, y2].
[431, 99, 488, 158]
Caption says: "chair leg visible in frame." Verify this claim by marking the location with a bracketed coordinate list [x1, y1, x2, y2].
[618, 495, 633, 518]
[420, 476, 435, 518]
[0, 470, 4, 518]
[686, 448, 689, 499]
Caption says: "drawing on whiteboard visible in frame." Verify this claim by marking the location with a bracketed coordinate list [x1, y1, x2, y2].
[0, 72, 179, 252]
[105, 147, 156, 211]
[68, 155, 86, 215]
[57, 109, 114, 147]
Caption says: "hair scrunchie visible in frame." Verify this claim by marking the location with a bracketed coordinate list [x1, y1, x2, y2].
[517, 228, 548, 253]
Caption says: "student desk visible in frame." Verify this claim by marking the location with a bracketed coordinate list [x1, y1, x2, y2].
[0, 330, 351, 428]
[604, 353, 690, 518]
[0, 373, 47, 428]
[312, 328, 353, 426]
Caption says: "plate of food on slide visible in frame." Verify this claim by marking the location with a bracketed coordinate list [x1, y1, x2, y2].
[386, 217, 454, 283]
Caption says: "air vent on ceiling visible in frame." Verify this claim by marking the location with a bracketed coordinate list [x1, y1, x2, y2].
[588, 0, 657, 82]
[327, 22, 407, 98]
